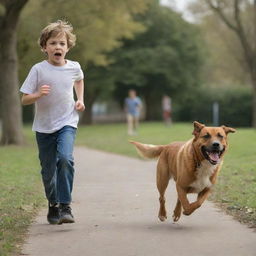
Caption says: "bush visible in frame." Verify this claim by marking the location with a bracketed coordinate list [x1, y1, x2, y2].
[173, 86, 252, 127]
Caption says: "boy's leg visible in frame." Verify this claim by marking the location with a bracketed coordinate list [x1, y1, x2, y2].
[56, 126, 76, 204]
[36, 132, 58, 205]
[127, 113, 133, 135]
[36, 132, 60, 224]
[134, 115, 139, 133]
[56, 126, 76, 224]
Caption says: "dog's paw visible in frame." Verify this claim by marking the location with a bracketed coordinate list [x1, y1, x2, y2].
[158, 215, 167, 222]
[172, 213, 181, 222]
[183, 209, 193, 216]
[183, 202, 199, 216]
[172, 215, 180, 222]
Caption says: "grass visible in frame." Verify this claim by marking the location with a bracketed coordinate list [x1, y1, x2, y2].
[76, 122, 192, 156]
[0, 133, 44, 256]
[76, 122, 256, 227]
[0, 121, 255, 255]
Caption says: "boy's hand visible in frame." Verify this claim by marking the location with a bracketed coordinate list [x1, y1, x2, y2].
[39, 85, 51, 97]
[75, 100, 85, 112]
[21, 85, 50, 105]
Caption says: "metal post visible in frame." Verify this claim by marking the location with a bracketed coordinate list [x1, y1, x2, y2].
[213, 101, 219, 126]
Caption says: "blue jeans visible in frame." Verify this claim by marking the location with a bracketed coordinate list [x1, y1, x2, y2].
[36, 126, 76, 205]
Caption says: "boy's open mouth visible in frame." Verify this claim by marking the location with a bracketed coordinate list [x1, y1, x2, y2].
[54, 53, 62, 57]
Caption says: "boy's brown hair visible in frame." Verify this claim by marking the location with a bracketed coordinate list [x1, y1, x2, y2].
[38, 20, 76, 49]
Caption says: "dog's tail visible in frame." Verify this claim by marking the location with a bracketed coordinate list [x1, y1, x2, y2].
[130, 141, 165, 159]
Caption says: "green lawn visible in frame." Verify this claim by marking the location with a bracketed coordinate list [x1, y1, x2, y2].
[0, 122, 255, 255]
[76, 122, 256, 227]
[0, 144, 44, 256]
[76, 122, 193, 157]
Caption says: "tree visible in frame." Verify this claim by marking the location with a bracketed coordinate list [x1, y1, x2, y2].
[81, 64, 115, 124]
[111, 4, 203, 120]
[0, 0, 28, 144]
[190, 0, 256, 127]
[196, 14, 249, 86]
[30, 0, 151, 66]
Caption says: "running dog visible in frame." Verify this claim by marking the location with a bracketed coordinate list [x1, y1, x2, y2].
[130, 121, 235, 222]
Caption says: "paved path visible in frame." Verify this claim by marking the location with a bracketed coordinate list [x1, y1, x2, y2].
[21, 147, 256, 256]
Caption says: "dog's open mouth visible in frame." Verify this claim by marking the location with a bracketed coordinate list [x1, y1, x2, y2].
[201, 146, 225, 165]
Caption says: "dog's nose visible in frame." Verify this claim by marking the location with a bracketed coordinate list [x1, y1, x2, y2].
[212, 142, 220, 148]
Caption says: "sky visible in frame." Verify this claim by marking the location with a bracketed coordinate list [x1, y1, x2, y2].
[160, 0, 196, 22]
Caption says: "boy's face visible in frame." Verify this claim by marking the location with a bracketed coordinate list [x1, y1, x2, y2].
[129, 90, 136, 98]
[43, 33, 69, 66]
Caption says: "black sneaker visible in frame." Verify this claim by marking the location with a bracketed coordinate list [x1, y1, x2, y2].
[47, 203, 60, 225]
[58, 204, 75, 224]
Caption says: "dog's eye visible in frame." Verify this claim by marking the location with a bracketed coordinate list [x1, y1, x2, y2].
[202, 133, 211, 139]
[217, 133, 224, 139]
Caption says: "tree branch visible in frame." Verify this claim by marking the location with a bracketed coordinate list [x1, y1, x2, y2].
[0, 0, 28, 30]
[206, 0, 238, 32]
[206, 0, 255, 73]
[0, 0, 7, 5]
[233, 0, 254, 71]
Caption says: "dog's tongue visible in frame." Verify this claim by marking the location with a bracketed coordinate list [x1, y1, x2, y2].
[209, 152, 219, 162]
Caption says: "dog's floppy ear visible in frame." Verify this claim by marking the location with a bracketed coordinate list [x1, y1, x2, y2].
[221, 125, 236, 134]
[192, 121, 205, 136]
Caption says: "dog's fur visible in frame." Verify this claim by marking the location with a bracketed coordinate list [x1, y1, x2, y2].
[131, 121, 235, 222]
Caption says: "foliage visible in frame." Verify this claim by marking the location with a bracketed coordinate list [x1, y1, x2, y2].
[197, 15, 249, 86]
[19, 0, 151, 69]
[188, 0, 256, 127]
[111, 3, 204, 119]
[188, 1, 252, 86]
[173, 85, 252, 127]
[19, 1, 204, 123]
[80, 64, 115, 123]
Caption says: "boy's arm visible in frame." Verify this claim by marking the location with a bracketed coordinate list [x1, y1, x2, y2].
[21, 85, 50, 105]
[74, 79, 85, 112]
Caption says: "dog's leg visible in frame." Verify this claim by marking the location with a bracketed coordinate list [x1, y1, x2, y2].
[176, 184, 198, 216]
[157, 158, 169, 222]
[172, 198, 182, 222]
[182, 188, 211, 215]
[196, 188, 211, 207]
[177, 186, 212, 215]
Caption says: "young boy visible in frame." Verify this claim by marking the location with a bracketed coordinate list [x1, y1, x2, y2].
[124, 89, 142, 136]
[20, 20, 85, 225]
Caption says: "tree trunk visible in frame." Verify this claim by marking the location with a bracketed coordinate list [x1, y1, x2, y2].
[144, 94, 154, 120]
[0, 0, 28, 144]
[0, 23, 23, 144]
[81, 102, 93, 125]
[252, 1, 256, 128]
[144, 92, 161, 121]
[80, 92, 95, 125]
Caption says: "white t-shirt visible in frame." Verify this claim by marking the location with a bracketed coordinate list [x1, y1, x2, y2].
[20, 60, 84, 133]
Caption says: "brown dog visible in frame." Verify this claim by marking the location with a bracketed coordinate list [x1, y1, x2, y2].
[131, 121, 235, 222]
